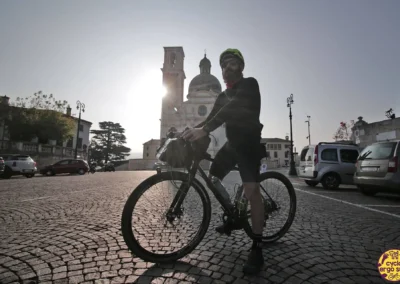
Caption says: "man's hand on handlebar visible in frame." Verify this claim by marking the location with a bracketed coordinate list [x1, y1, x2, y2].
[181, 127, 208, 142]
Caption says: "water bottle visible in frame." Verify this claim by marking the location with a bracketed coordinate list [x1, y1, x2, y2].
[211, 176, 232, 207]
[260, 157, 268, 173]
[238, 193, 248, 217]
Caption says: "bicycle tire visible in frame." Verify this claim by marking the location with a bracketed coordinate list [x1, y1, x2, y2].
[121, 171, 212, 263]
[243, 171, 297, 243]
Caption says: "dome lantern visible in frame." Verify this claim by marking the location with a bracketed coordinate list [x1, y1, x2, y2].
[200, 53, 211, 74]
[188, 52, 222, 94]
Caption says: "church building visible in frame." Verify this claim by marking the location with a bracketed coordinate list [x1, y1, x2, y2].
[129, 46, 227, 170]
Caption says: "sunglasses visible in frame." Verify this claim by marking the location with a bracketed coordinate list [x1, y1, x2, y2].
[221, 57, 241, 69]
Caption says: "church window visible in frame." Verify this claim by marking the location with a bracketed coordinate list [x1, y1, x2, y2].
[170, 53, 176, 67]
[198, 105, 207, 116]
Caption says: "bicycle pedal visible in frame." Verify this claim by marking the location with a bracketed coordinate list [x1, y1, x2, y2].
[215, 225, 232, 236]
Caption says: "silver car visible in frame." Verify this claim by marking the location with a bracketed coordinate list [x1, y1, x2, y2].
[0, 154, 37, 179]
[298, 142, 360, 189]
[354, 140, 400, 196]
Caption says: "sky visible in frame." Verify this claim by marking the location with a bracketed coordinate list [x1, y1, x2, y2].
[1, 0, 399, 158]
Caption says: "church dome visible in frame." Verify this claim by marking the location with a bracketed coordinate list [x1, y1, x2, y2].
[188, 54, 222, 94]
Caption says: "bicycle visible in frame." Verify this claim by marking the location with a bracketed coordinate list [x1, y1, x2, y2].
[121, 131, 297, 263]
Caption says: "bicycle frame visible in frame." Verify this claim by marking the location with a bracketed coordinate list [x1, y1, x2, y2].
[166, 154, 240, 217]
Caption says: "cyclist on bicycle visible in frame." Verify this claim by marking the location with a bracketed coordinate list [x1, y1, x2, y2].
[182, 48, 265, 274]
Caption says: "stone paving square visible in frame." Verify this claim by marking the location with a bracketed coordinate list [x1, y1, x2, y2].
[0, 171, 399, 283]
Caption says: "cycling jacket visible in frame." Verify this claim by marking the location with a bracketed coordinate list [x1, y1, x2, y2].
[196, 77, 263, 147]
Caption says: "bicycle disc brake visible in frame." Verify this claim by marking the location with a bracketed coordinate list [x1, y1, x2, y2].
[264, 198, 280, 216]
[164, 207, 184, 228]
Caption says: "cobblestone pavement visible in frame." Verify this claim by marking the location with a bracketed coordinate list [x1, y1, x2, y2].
[0, 170, 399, 284]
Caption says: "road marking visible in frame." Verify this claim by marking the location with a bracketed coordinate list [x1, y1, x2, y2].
[362, 205, 400, 208]
[294, 187, 400, 219]
[307, 190, 350, 194]
[21, 196, 52, 202]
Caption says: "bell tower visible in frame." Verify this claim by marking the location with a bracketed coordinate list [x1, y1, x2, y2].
[160, 46, 186, 139]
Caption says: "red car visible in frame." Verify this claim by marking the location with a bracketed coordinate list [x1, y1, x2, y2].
[40, 159, 89, 176]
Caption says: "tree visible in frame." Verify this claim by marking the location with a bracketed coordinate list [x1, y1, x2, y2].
[88, 138, 105, 165]
[333, 121, 355, 141]
[90, 121, 131, 164]
[13, 91, 69, 112]
[8, 91, 75, 143]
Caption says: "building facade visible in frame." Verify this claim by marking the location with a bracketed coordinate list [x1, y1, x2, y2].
[261, 137, 292, 168]
[142, 139, 161, 160]
[129, 47, 227, 170]
[351, 116, 400, 149]
[0, 95, 92, 159]
[64, 106, 92, 151]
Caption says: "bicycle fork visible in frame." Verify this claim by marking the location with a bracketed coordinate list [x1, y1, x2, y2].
[164, 179, 191, 223]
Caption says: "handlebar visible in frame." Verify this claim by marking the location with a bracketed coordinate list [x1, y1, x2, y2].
[166, 127, 190, 139]
[158, 127, 212, 163]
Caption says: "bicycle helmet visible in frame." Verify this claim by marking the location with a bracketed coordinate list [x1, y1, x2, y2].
[219, 48, 245, 67]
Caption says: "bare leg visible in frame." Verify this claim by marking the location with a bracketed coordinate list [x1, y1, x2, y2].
[243, 182, 264, 235]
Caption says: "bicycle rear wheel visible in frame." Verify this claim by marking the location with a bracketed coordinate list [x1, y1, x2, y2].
[121, 171, 211, 263]
[243, 171, 297, 243]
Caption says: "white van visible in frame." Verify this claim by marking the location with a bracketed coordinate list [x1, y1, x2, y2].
[298, 142, 360, 189]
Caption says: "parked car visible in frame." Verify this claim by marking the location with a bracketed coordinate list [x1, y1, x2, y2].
[298, 142, 360, 189]
[0, 154, 37, 179]
[40, 159, 89, 176]
[0, 157, 5, 175]
[354, 140, 400, 196]
[104, 162, 115, 172]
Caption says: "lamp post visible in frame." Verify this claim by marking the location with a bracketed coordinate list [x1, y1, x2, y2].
[305, 115, 311, 145]
[287, 94, 297, 176]
[1, 95, 10, 150]
[74, 101, 85, 159]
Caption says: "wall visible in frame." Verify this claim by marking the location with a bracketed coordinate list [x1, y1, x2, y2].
[115, 162, 130, 171]
[0, 141, 88, 170]
[129, 159, 159, 170]
[32, 155, 66, 169]
[353, 117, 400, 148]
[143, 139, 161, 160]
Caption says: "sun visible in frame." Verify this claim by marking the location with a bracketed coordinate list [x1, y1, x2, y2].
[160, 85, 167, 98]
[134, 70, 168, 100]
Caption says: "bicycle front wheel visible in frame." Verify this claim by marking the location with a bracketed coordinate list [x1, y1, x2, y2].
[243, 171, 297, 243]
[121, 171, 211, 263]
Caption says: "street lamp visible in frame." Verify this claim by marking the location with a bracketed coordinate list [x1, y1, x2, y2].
[74, 100, 85, 159]
[1, 95, 10, 150]
[305, 115, 311, 145]
[287, 94, 297, 176]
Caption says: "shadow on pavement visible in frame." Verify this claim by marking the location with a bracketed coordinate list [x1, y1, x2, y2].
[133, 260, 214, 283]
[373, 193, 400, 202]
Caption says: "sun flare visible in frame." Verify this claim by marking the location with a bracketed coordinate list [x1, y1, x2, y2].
[127, 69, 167, 123]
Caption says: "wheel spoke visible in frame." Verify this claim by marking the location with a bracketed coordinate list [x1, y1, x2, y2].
[121, 171, 211, 263]
[243, 171, 297, 243]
